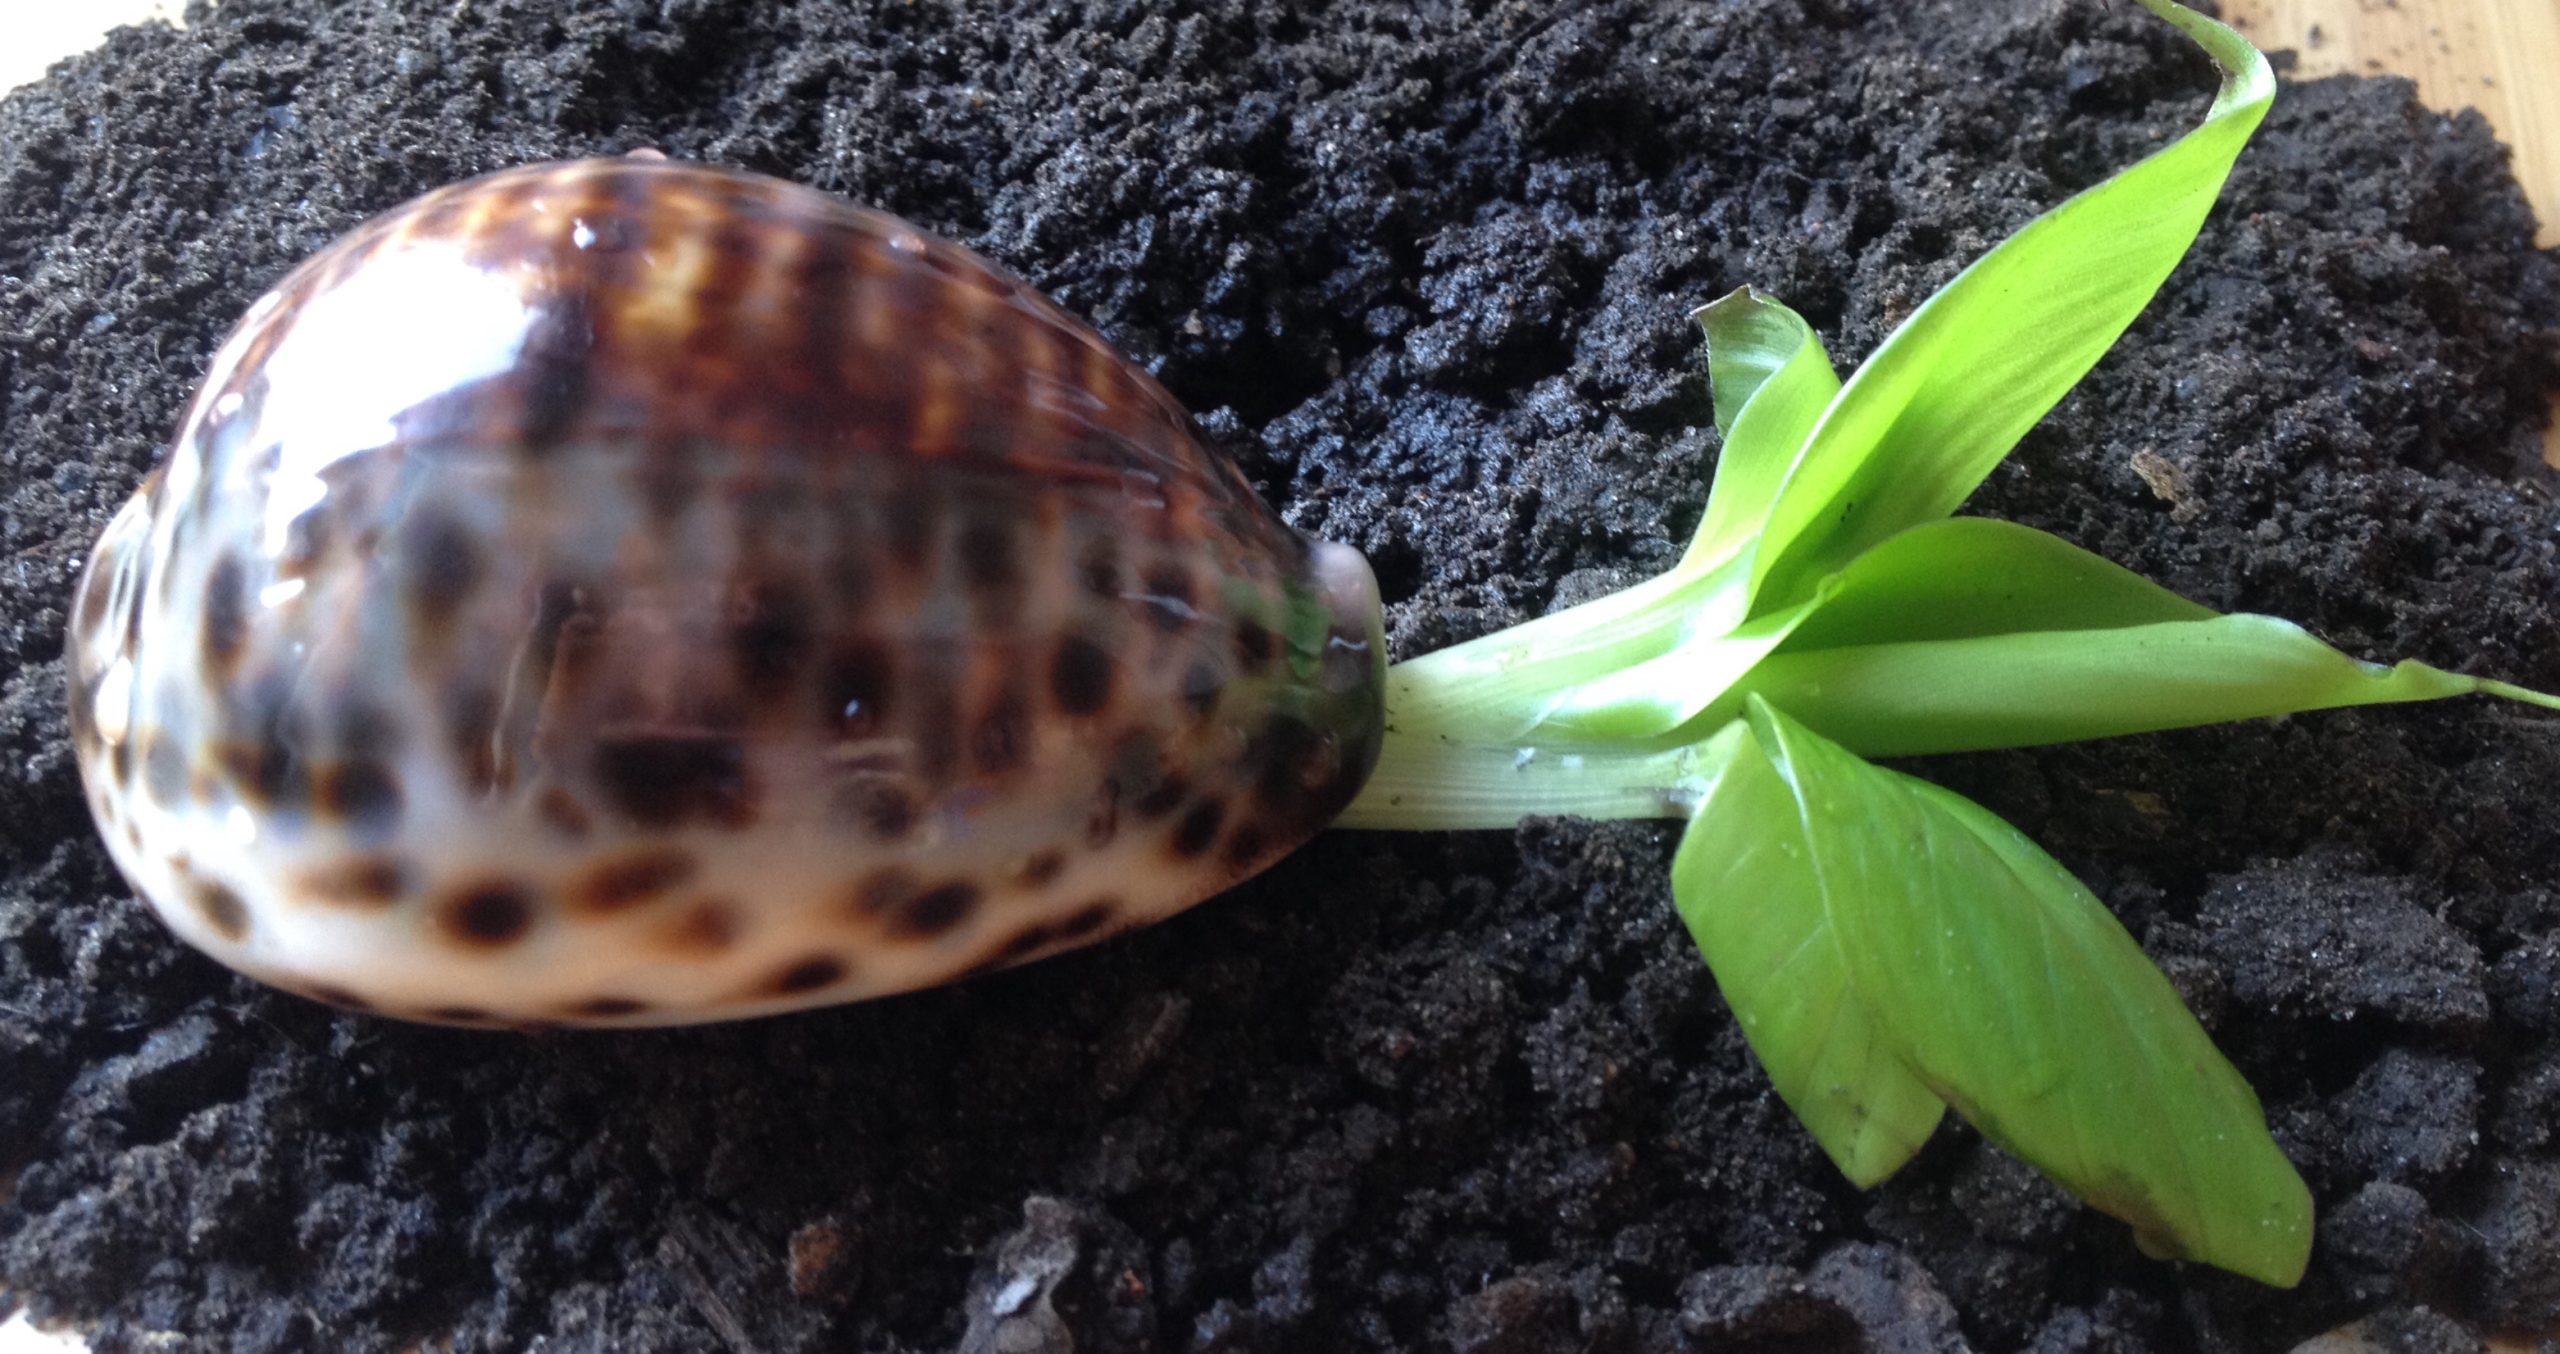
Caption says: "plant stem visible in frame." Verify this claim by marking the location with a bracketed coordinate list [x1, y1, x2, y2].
[1334, 723, 1707, 830]
[2480, 679, 2560, 713]
[1336, 643, 1742, 831]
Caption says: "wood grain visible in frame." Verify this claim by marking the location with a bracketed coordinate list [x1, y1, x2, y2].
[2222, 0, 2559, 246]
[2221, 0, 2560, 469]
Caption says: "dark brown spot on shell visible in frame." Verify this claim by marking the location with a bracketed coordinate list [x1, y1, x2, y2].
[571, 847, 699, 917]
[302, 856, 410, 909]
[972, 688, 1029, 774]
[425, 1005, 496, 1025]
[727, 578, 815, 702]
[1133, 773, 1189, 822]
[215, 734, 309, 814]
[1180, 660, 1222, 719]
[275, 502, 333, 580]
[227, 662, 293, 735]
[201, 553, 250, 675]
[333, 700, 401, 760]
[884, 482, 938, 569]
[988, 924, 1061, 966]
[874, 783, 923, 838]
[1086, 782, 1121, 849]
[957, 516, 1020, 617]
[1057, 898, 1117, 941]
[663, 898, 741, 954]
[568, 996, 650, 1019]
[1171, 799, 1226, 859]
[441, 883, 535, 949]
[1138, 564, 1195, 632]
[1249, 714, 1323, 815]
[824, 640, 895, 738]
[767, 954, 849, 996]
[591, 734, 756, 830]
[1225, 822, 1270, 866]
[401, 508, 483, 634]
[1107, 730, 1178, 814]
[194, 880, 250, 941]
[1014, 849, 1067, 890]
[305, 983, 374, 1012]
[515, 288, 598, 451]
[216, 665, 308, 803]
[966, 897, 1119, 977]
[315, 759, 404, 837]
[1233, 618, 1275, 673]
[1080, 537, 1121, 599]
[1050, 635, 1115, 715]
[846, 869, 917, 921]
[891, 881, 981, 939]
[445, 682, 501, 795]
[538, 785, 594, 837]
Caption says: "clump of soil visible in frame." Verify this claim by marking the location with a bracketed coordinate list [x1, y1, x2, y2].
[4, 0, 2558, 1350]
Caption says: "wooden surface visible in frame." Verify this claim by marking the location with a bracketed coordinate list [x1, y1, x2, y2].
[2222, 0, 2560, 247]
[2222, 0, 2560, 469]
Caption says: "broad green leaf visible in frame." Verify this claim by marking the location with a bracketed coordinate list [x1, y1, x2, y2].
[1678, 698, 2311, 1285]
[1781, 517, 2213, 649]
[1716, 615, 2497, 757]
[1658, 517, 2549, 756]
[1745, 0, 2274, 612]
[1675, 722, 1946, 1184]
[1684, 290, 1842, 571]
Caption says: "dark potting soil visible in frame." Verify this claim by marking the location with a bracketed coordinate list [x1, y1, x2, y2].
[4, 0, 2558, 1349]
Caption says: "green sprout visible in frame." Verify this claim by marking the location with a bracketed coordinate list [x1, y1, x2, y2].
[1335, 0, 2559, 1288]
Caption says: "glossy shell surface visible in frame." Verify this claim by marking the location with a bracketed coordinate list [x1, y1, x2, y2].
[67, 158, 1385, 1026]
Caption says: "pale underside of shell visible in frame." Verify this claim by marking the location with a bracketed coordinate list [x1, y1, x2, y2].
[66, 158, 1385, 1027]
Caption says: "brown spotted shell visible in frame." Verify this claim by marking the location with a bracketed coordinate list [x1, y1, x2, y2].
[65, 157, 1385, 1027]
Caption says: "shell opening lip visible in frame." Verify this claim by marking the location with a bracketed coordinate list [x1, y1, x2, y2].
[1311, 540, 1383, 667]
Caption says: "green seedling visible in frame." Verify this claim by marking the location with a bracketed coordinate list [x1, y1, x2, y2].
[1337, 0, 2558, 1287]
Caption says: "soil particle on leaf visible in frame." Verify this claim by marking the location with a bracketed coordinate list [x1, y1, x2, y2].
[4, 0, 2559, 1351]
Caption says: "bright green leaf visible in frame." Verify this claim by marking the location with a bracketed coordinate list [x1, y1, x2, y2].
[1658, 517, 2547, 757]
[1746, 0, 2275, 611]
[1718, 614, 2502, 758]
[1530, 591, 1824, 740]
[1674, 722, 1946, 1184]
[1781, 517, 2214, 649]
[1684, 289, 1842, 572]
[1677, 698, 2311, 1286]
